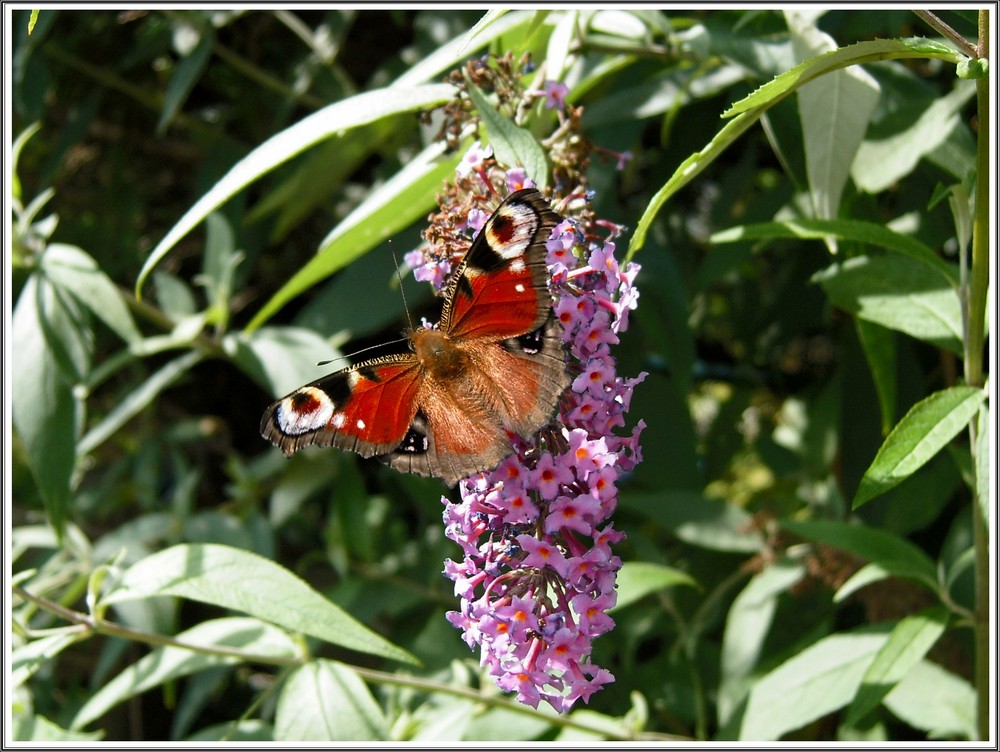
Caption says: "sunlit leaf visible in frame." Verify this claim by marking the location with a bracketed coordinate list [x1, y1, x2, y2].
[737, 626, 891, 740]
[275, 660, 389, 741]
[631, 37, 962, 257]
[137, 83, 454, 298]
[612, 561, 698, 611]
[102, 544, 416, 665]
[845, 606, 949, 726]
[12, 276, 81, 533]
[853, 386, 985, 507]
[781, 520, 937, 590]
[72, 617, 298, 730]
[718, 560, 806, 726]
[465, 74, 549, 188]
[813, 255, 963, 354]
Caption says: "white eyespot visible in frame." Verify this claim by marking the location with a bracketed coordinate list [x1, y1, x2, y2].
[356, 418, 366, 431]
[515, 283, 525, 293]
[509, 257, 526, 272]
[278, 387, 334, 435]
[331, 412, 347, 429]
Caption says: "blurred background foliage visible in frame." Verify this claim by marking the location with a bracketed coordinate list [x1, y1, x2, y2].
[10, 7, 989, 742]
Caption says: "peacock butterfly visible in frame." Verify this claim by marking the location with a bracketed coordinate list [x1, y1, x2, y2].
[259, 188, 570, 486]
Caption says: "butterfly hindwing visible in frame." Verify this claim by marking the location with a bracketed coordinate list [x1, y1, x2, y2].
[379, 317, 568, 484]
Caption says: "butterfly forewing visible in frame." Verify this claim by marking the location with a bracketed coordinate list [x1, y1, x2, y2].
[442, 189, 559, 340]
[260, 354, 423, 457]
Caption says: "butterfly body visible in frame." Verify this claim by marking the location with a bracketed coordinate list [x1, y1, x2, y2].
[260, 189, 568, 486]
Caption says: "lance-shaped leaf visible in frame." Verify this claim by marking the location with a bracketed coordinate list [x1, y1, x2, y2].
[853, 385, 984, 507]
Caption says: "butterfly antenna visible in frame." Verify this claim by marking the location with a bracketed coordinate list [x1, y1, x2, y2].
[316, 336, 409, 367]
[316, 248, 417, 367]
[391, 247, 415, 332]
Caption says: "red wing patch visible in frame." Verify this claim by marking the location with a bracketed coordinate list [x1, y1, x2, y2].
[442, 189, 559, 341]
[260, 356, 422, 457]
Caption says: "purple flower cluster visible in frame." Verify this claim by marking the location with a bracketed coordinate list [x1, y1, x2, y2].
[407, 165, 646, 711]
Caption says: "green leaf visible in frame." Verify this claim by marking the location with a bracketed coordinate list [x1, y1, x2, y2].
[151, 271, 198, 320]
[544, 9, 576, 82]
[786, 11, 880, 221]
[246, 140, 457, 330]
[186, 720, 274, 742]
[12, 633, 83, 689]
[555, 708, 632, 741]
[853, 385, 985, 507]
[393, 10, 536, 87]
[834, 562, 899, 601]
[247, 125, 394, 242]
[726, 38, 960, 118]
[275, 660, 389, 741]
[957, 57, 989, 79]
[854, 319, 897, 434]
[852, 80, 976, 193]
[943, 546, 975, 600]
[12, 276, 81, 533]
[623, 491, 765, 553]
[13, 714, 103, 743]
[582, 63, 746, 128]
[975, 405, 990, 531]
[718, 560, 807, 726]
[812, 255, 963, 354]
[845, 606, 949, 726]
[41, 244, 141, 345]
[737, 626, 891, 740]
[464, 72, 549, 187]
[628, 100, 761, 258]
[612, 561, 698, 611]
[136, 83, 454, 298]
[781, 520, 937, 591]
[102, 544, 417, 665]
[711, 218, 958, 284]
[157, 24, 214, 135]
[77, 349, 207, 456]
[883, 659, 976, 739]
[630, 37, 962, 258]
[72, 617, 298, 730]
[225, 326, 341, 396]
[456, 9, 513, 57]
[200, 212, 237, 306]
[11, 122, 42, 203]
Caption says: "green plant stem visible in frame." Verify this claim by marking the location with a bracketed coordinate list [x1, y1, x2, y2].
[967, 40, 990, 390]
[968, 10, 990, 742]
[14, 584, 687, 741]
[14, 585, 301, 667]
[41, 42, 213, 139]
[913, 10, 978, 58]
[348, 664, 685, 741]
[211, 40, 328, 111]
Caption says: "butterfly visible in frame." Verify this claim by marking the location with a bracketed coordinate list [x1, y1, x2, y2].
[260, 188, 570, 486]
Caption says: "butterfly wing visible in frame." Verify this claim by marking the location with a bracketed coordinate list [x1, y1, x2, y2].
[378, 319, 568, 486]
[261, 188, 570, 486]
[446, 188, 569, 436]
[441, 188, 560, 340]
[260, 354, 423, 459]
[379, 191, 570, 483]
